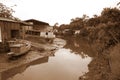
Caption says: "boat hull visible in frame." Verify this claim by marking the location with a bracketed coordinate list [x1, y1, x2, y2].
[7, 40, 31, 57]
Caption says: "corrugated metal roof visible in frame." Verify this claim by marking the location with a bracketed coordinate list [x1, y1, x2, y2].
[20, 21, 33, 26]
[24, 19, 49, 25]
[0, 17, 32, 26]
[0, 17, 18, 23]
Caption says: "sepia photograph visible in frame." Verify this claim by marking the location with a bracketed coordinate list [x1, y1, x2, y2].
[0, 0, 120, 80]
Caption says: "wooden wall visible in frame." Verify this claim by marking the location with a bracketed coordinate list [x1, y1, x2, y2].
[33, 25, 48, 31]
[0, 21, 21, 43]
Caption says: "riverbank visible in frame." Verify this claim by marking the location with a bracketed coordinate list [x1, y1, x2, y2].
[62, 36, 120, 80]
[80, 42, 120, 80]
[0, 37, 66, 80]
[79, 43, 120, 80]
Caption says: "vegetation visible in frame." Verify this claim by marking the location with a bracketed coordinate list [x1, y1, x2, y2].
[55, 3, 120, 80]
[0, 2, 120, 80]
[55, 5, 120, 50]
[0, 3, 20, 20]
[0, 3, 14, 18]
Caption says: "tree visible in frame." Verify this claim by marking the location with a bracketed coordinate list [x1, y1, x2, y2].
[117, 2, 120, 8]
[70, 17, 85, 30]
[0, 3, 14, 19]
[59, 24, 69, 30]
[86, 16, 100, 27]
[101, 8, 120, 23]
[53, 22, 59, 30]
[82, 14, 89, 21]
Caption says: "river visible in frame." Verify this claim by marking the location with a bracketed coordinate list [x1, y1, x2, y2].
[2, 38, 93, 80]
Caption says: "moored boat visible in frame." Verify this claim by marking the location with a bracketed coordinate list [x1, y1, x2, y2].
[7, 40, 31, 57]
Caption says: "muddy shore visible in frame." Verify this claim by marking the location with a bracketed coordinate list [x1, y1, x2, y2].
[0, 38, 66, 80]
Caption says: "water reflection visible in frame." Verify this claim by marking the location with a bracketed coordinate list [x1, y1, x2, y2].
[1, 38, 94, 80]
[7, 48, 91, 80]
[64, 37, 97, 57]
[1, 57, 49, 80]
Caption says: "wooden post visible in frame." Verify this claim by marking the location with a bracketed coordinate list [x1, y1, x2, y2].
[0, 72, 2, 80]
[0, 26, 2, 43]
[22, 26, 25, 39]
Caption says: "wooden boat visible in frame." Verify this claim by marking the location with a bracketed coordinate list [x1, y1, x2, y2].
[7, 40, 31, 57]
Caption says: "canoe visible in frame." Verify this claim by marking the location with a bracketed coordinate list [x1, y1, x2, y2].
[7, 40, 31, 57]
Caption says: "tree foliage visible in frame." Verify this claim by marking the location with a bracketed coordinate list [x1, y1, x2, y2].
[86, 16, 100, 27]
[0, 3, 14, 19]
[101, 7, 120, 23]
[56, 6, 120, 50]
[54, 4, 120, 80]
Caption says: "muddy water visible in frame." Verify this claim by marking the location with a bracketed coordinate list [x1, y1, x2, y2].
[1, 38, 93, 80]
[6, 48, 91, 80]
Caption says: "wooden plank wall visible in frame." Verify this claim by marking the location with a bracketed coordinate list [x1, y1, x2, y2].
[0, 21, 20, 43]
[33, 25, 48, 31]
[0, 21, 23, 52]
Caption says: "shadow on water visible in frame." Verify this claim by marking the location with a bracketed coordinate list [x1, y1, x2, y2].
[1, 57, 49, 80]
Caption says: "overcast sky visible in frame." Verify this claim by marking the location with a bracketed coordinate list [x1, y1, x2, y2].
[1, 0, 119, 25]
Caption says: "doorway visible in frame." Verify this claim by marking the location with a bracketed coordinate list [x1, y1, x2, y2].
[11, 30, 20, 39]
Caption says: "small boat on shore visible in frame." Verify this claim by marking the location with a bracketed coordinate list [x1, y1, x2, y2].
[7, 40, 31, 57]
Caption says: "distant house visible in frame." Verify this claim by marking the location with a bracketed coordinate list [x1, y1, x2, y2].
[24, 19, 49, 31]
[74, 30, 81, 34]
[40, 26, 55, 38]
[0, 17, 30, 52]
[62, 29, 74, 35]
[24, 19, 55, 38]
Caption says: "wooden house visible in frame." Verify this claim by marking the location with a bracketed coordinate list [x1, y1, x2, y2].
[0, 17, 30, 52]
[24, 19, 55, 38]
[24, 19, 49, 31]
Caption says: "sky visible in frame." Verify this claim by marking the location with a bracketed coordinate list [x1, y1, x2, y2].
[0, 0, 119, 25]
